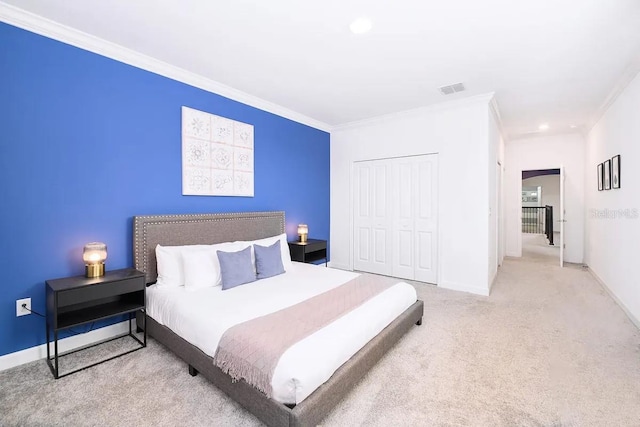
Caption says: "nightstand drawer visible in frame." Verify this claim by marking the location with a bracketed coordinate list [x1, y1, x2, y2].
[57, 277, 144, 307]
[288, 239, 328, 265]
[305, 240, 326, 252]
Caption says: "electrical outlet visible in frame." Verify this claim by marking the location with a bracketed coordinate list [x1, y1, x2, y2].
[16, 298, 31, 317]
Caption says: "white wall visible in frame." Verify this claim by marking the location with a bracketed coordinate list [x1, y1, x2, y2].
[522, 174, 561, 231]
[331, 94, 495, 296]
[504, 133, 585, 263]
[488, 104, 505, 286]
[585, 71, 640, 327]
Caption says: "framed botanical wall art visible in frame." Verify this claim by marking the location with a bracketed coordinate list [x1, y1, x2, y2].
[612, 154, 621, 189]
[597, 163, 603, 191]
[181, 106, 254, 197]
[603, 159, 611, 190]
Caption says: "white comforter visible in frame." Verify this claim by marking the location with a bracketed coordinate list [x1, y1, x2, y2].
[146, 262, 417, 404]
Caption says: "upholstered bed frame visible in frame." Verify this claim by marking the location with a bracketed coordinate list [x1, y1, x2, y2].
[133, 211, 424, 427]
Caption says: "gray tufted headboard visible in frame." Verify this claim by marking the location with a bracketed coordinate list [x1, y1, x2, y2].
[133, 211, 285, 284]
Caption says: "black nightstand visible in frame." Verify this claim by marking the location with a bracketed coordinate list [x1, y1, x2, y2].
[288, 239, 327, 266]
[45, 268, 147, 379]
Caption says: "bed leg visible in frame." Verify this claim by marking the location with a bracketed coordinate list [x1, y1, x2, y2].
[416, 318, 423, 326]
[188, 365, 198, 377]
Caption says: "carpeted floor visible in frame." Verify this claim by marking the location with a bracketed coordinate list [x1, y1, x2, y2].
[522, 232, 560, 263]
[2, 254, 640, 427]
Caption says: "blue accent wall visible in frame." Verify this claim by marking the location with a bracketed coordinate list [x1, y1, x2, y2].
[0, 23, 330, 357]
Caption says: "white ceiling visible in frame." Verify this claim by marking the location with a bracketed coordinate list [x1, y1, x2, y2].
[3, 0, 640, 137]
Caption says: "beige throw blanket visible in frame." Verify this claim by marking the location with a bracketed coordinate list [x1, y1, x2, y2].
[213, 274, 397, 397]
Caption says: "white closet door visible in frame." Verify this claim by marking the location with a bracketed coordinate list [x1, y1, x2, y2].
[391, 158, 416, 279]
[354, 155, 437, 283]
[414, 156, 438, 283]
[353, 161, 391, 275]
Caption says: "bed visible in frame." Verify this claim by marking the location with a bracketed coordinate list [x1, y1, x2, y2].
[133, 211, 423, 427]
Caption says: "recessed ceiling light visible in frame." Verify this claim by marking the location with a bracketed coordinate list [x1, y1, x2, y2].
[538, 123, 549, 131]
[570, 124, 577, 129]
[350, 17, 372, 34]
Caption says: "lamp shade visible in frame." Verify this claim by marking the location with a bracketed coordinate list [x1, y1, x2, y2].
[83, 242, 107, 278]
[297, 224, 308, 242]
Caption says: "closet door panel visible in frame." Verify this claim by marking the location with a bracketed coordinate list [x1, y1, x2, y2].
[354, 164, 371, 270]
[374, 165, 387, 217]
[353, 161, 391, 275]
[358, 166, 370, 217]
[356, 227, 370, 263]
[397, 229, 413, 267]
[392, 160, 415, 279]
[416, 231, 433, 270]
[374, 228, 388, 263]
[371, 164, 391, 272]
[414, 157, 438, 283]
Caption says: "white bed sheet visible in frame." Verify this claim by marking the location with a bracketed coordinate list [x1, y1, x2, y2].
[146, 262, 417, 404]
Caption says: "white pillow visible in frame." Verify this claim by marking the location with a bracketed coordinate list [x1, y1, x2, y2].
[183, 250, 218, 291]
[236, 233, 292, 271]
[155, 244, 208, 287]
[183, 241, 244, 291]
[155, 245, 183, 288]
[155, 235, 291, 287]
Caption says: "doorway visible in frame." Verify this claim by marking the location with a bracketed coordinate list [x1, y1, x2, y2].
[521, 169, 561, 264]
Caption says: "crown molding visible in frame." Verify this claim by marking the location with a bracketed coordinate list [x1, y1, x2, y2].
[332, 92, 496, 132]
[587, 56, 640, 133]
[0, 2, 331, 132]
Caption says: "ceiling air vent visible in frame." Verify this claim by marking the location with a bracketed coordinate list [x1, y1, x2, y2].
[439, 82, 465, 95]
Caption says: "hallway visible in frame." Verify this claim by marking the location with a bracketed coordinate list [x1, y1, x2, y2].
[522, 232, 560, 264]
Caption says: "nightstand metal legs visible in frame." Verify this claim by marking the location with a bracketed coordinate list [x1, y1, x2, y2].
[45, 310, 147, 379]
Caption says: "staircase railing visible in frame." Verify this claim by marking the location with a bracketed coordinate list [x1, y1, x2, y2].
[522, 206, 554, 245]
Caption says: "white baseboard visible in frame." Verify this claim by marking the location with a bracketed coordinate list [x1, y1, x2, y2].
[587, 267, 640, 330]
[0, 320, 130, 372]
[439, 280, 491, 296]
[328, 265, 492, 296]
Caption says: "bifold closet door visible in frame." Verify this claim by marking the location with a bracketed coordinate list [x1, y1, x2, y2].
[354, 154, 438, 283]
[413, 156, 438, 283]
[391, 158, 415, 280]
[391, 156, 438, 283]
[353, 160, 392, 276]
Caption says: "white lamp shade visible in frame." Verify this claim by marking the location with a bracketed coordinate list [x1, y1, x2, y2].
[297, 224, 308, 236]
[83, 242, 107, 264]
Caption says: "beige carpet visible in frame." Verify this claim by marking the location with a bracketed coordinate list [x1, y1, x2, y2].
[522, 232, 560, 263]
[2, 255, 640, 426]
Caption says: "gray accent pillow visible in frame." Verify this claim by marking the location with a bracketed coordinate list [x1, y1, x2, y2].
[217, 246, 256, 290]
[254, 240, 285, 280]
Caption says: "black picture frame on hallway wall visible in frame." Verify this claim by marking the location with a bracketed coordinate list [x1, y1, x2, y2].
[612, 155, 621, 189]
[597, 163, 604, 191]
[604, 159, 611, 190]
